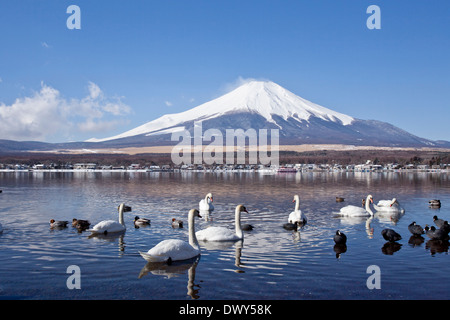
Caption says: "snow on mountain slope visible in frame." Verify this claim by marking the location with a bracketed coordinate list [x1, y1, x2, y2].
[88, 80, 354, 142]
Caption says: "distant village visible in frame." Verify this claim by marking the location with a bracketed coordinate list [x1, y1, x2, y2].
[1, 160, 449, 173]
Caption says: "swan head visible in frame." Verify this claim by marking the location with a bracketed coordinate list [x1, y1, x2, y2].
[292, 195, 299, 203]
[390, 198, 398, 207]
[206, 193, 213, 202]
[189, 209, 202, 219]
[118, 204, 132, 212]
[237, 205, 248, 213]
[367, 195, 374, 203]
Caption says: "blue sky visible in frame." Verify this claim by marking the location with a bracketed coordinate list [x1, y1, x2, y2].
[0, 0, 449, 143]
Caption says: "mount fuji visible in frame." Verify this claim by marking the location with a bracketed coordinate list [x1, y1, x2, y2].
[86, 80, 444, 148]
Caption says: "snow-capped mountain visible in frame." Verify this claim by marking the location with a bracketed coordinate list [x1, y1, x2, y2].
[88, 80, 353, 142]
[87, 80, 441, 148]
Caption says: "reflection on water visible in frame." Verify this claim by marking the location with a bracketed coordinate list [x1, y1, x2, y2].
[0, 171, 448, 299]
[139, 256, 201, 299]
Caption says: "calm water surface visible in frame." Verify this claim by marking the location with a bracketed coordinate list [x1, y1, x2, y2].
[0, 171, 449, 300]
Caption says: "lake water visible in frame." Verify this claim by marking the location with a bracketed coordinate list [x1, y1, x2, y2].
[0, 171, 449, 300]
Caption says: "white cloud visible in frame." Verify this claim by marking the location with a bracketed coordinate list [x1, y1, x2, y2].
[164, 100, 173, 107]
[41, 42, 50, 48]
[0, 82, 132, 142]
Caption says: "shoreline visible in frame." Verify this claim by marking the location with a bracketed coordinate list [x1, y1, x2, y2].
[0, 168, 448, 174]
[26, 144, 450, 155]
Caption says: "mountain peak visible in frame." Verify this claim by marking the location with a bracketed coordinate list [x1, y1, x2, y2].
[88, 80, 354, 142]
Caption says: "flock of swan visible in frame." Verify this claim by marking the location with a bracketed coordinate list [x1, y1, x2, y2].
[41, 192, 448, 264]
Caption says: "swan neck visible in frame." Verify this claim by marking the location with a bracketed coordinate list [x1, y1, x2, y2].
[118, 205, 125, 226]
[365, 196, 374, 215]
[235, 207, 243, 239]
[188, 211, 200, 250]
[294, 198, 300, 211]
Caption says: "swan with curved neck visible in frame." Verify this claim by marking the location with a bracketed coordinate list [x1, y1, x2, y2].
[288, 195, 307, 225]
[338, 195, 374, 217]
[373, 198, 405, 214]
[140, 209, 201, 263]
[88, 203, 127, 235]
[199, 193, 214, 211]
[196, 205, 248, 241]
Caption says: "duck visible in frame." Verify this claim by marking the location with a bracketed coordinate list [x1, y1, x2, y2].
[241, 223, 254, 231]
[373, 198, 405, 214]
[196, 205, 248, 241]
[429, 199, 441, 208]
[50, 219, 69, 228]
[0, 222, 3, 233]
[288, 195, 307, 225]
[424, 226, 449, 241]
[171, 218, 183, 228]
[334, 230, 347, 245]
[134, 216, 150, 226]
[336, 197, 345, 202]
[283, 221, 299, 231]
[139, 209, 201, 263]
[337, 195, 374, 217]
[433, 215, 445, 228]
[199, 193, 214, 211]
[381, 229, 402, 242]
[88, 203, 128, 235]
[408, 221, 424, 236]
[72, 218, 91, 230]
[440, 221, 450, 234]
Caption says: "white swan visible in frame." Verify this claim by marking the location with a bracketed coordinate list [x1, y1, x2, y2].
[88, 203, 128, 235]
[196, 205, 248, 241]
[337, 195, 374, 217]
[288, 195, 307, 225]
[199, 193, 214, 211]
[373, 198, 405, 214]
[139, 209, 201, 263]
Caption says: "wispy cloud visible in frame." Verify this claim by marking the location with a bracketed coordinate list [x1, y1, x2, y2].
[164, 100, 173, 107]
[41, 41, 50, 48]
[0, 82, 131, 142]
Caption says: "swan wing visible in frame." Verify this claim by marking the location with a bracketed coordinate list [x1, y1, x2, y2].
[196, 226, 239, 241]
[199, 199, 214, 211]
[338, 205, 368, 217]
[288, 210, 301, 223]
[376, 200, 392, 207]
[89, 220, 125, 233]
[142, 239, 199, 262]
